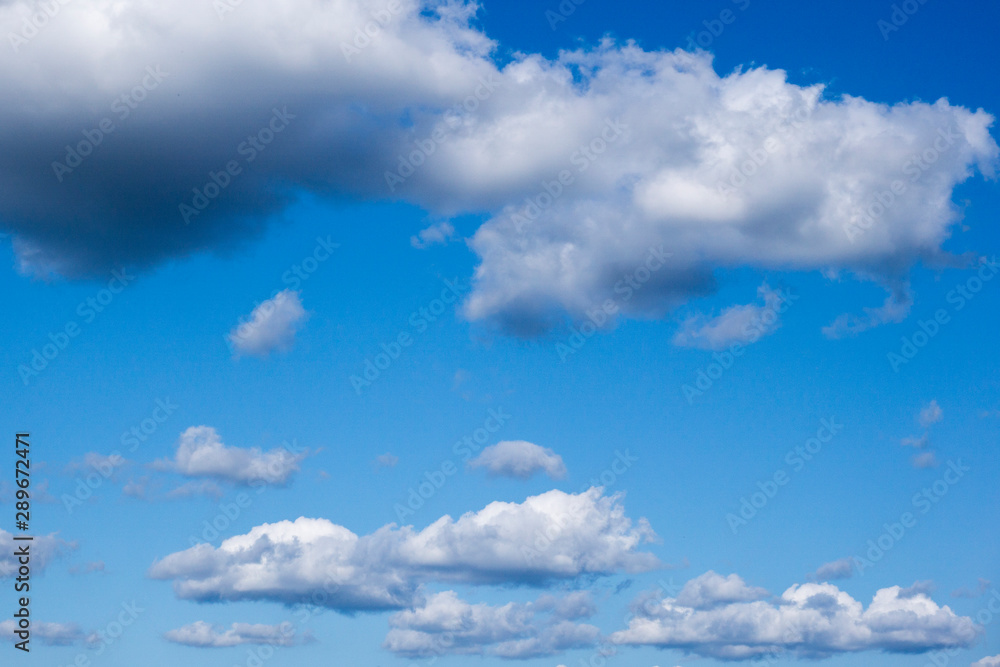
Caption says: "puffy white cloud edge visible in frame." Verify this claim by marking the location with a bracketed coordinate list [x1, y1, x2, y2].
[149, 488, 659, 610]
[468, 440, 567, 480]
[611, 571, 981, 660]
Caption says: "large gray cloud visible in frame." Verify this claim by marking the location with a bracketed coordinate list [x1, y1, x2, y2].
[0, 0, 996, 335]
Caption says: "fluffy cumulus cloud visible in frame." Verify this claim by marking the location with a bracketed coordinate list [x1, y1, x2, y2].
[611, 572, 979, 660]
[0, 529, 73, 577]
[672, 283, 792, 349]
[920, 399, 944, 427]
[164, 621, 302, 648]
[973, 656, 1000, 667]
[468, 440, 567, 480]
[673, 571, 770, 609]
[383, 590, 600, 659]
[228, 290, 308, 357]
[0, 1, 995, 336]
[158, 426, 306, 485]
[149, 488, 658, 611]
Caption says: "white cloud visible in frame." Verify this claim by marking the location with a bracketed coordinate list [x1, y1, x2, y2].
[973, 655, 1000, 667]
[611, 574, 979, 660]
[164, 621, 302, 648]
[811, 558, 854, 581]
[822, 285, 913, 339]
[674, 571, 769, 609]
[468, 440, 567, 480]
[68, 561, 106, 575]
[913, 451, 940, 469]
[0, 529, 73, 578]
[383, 591, 600, 659]
[460, 54, 996, 335]
[0, 620, 85, 646]
[122, 476, 151, 499]
[65, 452, 128, 479]
[920, 399, 944, 427]
[0, 1, 993, 338]
[671, 284, 790, 350]
[157, 426, 306, 485]
[411, 221, 455, 248]
[374, 453, 400, 469]
[149, 488, 658, 611]
[902, 434, 930, 449]
[228, 290, 308, 358]
[165, 480, 225, 499]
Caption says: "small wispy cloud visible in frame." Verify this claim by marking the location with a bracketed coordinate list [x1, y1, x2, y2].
[918, 399, 943, 427]
[672, 283, 791, 350]
[374, 453, 399, 470]
[810, 558, 854, 581]
[822, 285, 912, 339]
[410, 221, 454, 249]
[164, 621, 306, 648]
[228, 289, 308, 358]
[468, 441, 567, 480]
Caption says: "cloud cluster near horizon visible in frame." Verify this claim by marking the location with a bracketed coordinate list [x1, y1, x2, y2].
[610, 571, 979, 660]
[149, 488, 659, 611]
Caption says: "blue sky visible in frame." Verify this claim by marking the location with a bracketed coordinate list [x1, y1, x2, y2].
[1, 0, 999, 666]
